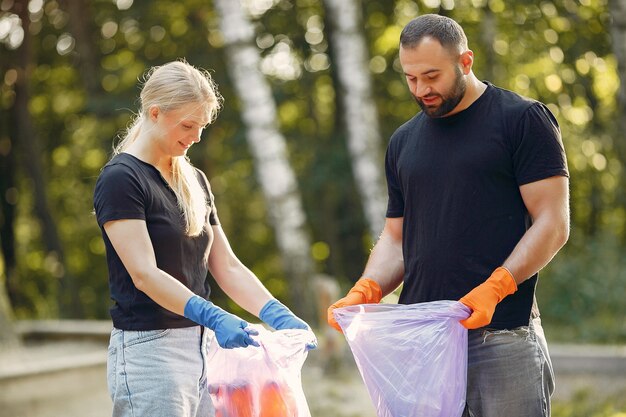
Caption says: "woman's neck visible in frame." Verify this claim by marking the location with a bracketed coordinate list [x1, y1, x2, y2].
[125, 134, 173, 178]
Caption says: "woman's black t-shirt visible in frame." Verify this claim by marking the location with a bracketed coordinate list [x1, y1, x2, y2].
[385, 82, 568, 329]
[93, 153, 219, 330]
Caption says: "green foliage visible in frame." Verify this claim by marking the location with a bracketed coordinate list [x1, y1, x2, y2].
[538, 231, 626, 343]
[553, 389, 626, 417]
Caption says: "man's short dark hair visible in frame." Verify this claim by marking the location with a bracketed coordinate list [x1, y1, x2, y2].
[400, 14, 468, 54]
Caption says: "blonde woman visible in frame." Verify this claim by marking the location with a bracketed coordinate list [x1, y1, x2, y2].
[93, 60, 315, 417]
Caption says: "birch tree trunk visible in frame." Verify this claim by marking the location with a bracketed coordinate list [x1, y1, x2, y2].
[213, 0, 316, 323]
[322, 0, 386, 239]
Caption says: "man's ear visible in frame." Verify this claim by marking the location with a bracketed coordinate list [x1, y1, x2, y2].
[459, 50, 474, 75]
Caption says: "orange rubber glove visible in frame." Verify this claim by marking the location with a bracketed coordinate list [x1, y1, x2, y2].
[327, 278, 383, 332]
[459, 267, 518, 329]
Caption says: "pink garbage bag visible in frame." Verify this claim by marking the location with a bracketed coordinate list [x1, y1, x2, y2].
[205, 324, 315, 417]
[333, 301, 470, 417]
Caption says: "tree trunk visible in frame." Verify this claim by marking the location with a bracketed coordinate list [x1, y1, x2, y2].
[610, 0, 626, 113]
[322, 0, 386, 239]
[0, 74, 20, 352]
[0, 136, 18, 310]
[0, 284, 19, 351]
[60, 0, 101, 96]
[0, 8, 20, 352]
[14, 0, 81, 317]
[213, 0, 317, 323]
[480, 6, 496, 82]
[609, 0, 626, 240]
[1, 96, 18, 307]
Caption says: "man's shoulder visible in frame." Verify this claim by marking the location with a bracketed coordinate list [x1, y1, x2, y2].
[487, 83, 540, 114]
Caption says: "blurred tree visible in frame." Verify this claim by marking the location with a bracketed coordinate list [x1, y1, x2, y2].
[60, 0, 101, 97]
[0, 0, 19, 348]
[478, 4, 496, 82]
[323, 0, 386, 239]
[610, 0, 626, 128]
[213, 0, 317, 323]
[0, 73, 17, 307]
[11, 0, 81, 317]
[609, 0, 626, 241]
[0, 285, 18, 349]
[257, 0, 370, 285]
[0, 60, 19, 349]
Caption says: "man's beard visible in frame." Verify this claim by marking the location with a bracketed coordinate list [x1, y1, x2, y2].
[414, 66, 467, 118]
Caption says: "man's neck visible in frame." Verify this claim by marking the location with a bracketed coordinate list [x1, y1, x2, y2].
[446, 74, 486, 117]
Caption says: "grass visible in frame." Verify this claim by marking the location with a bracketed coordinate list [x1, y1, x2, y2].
[552, 389, 626, 417]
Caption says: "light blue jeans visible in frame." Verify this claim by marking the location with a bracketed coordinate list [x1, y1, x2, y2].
[463, 316, 555, 417]
[107, 326, 215, 417]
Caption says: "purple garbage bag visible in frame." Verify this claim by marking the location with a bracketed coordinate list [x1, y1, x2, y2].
[333, 301, 470, 417]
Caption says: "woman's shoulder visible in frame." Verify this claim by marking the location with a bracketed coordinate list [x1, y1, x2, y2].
[193, 167, 212, 191]
[97, 154, 147, 186]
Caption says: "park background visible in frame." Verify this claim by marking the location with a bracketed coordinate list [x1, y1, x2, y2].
[1, 0, 626, 415]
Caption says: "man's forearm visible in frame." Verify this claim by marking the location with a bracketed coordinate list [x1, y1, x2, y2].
[505, 176, 570, 285]
[362, 230, 405, 296]
[503, 214, 569, 285]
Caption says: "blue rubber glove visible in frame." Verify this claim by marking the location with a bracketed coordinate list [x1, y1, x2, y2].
[259, 299, 317, 350]
[184, 295, 259, 349]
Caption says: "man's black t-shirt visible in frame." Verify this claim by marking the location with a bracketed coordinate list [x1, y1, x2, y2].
[385, 82, 568, 329]
[93, 153, 219, 330]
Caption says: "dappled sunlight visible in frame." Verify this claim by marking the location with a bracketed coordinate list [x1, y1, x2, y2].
[0, 13, 23, 49]
[261, 40, 303, 80]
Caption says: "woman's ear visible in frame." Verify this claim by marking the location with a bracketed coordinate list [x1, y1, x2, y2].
[148, 105, 160, 122]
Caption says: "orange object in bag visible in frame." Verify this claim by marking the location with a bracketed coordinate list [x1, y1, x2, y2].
[259, 381, 297, 417]
[206, 325, 314, 417]
[227, 382, 254, 417]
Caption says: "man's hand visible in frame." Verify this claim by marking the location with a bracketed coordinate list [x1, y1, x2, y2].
[459, 267, 517, 329]
[327, 278, 383, 332]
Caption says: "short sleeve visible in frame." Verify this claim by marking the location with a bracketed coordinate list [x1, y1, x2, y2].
[385, 136, 405, 218]
[196, 169, 220, 226]
[512, 103, 569, 185]
[207, 190, 219, 226]
[93, 164, 146, 227]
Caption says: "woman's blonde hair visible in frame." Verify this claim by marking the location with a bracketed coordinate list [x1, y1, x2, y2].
[114, 60, 223, 236]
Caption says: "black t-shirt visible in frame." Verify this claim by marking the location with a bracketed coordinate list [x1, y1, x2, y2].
[93, 153, 219, 330]
[385, 82, 568, 329]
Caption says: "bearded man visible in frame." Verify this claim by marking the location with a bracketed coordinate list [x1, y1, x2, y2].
[328, 14, 569, 417]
